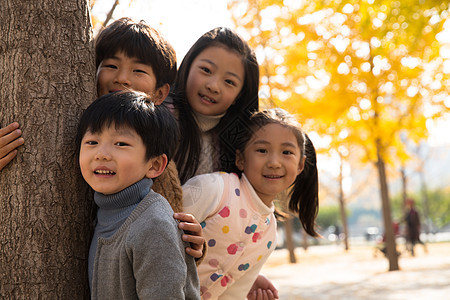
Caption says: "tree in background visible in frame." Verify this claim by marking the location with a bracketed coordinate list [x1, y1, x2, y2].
[0, 0, 95, 298]
[229, 0, 450, 271]
[91, 0, 120, 32]
[90, 0, 137, 36]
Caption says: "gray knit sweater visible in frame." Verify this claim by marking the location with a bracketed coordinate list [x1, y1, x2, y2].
[89, 178, 200, 299]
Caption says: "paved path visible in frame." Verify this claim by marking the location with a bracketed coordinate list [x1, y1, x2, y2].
[261, 242, 450, 300]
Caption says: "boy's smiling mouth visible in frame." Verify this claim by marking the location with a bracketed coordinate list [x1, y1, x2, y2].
[94, 169, 116, 175]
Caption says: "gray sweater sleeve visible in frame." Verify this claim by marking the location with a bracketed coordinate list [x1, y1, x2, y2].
[127, 196, 199, 299]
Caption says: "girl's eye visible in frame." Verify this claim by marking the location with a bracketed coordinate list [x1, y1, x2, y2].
[200, 66, 211, 74]
[85, 141, 97, 145]
[115, 142, 129, 146]
[283, 150, 294, 155]
[134, 69, 147, 74]
[104, 64, 117, 69]
[256, 149, 267, 154]
[225, 79, 236, 86]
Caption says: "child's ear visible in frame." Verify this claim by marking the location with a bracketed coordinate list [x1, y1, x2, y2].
[153, 83, 170, 105]
[297, 156, 306, 175]
[235, 150, 245, 171]
[145, 154, 168, 178]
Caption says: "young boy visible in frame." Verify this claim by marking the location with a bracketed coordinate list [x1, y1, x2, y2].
[94, 17, 176, 105]
[77, 91, 200, 299]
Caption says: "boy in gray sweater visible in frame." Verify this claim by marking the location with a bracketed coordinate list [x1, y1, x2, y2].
[76, 91, 200, 299]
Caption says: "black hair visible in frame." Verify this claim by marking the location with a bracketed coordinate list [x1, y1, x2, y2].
[76, 91, 179, 161]
[237, 108, 319, 237]
[95, 17, 177, 88]
[171, 27, 259, 184]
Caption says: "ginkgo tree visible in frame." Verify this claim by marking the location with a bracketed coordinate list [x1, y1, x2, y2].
[229, 0, 450, 271]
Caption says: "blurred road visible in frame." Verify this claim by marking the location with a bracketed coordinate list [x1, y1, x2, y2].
[261, 242, 450, 300]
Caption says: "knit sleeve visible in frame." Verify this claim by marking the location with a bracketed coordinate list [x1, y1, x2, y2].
[129, 201, 196, 299]
[182, 172, 224, 222]
[152, 160, 183, 213]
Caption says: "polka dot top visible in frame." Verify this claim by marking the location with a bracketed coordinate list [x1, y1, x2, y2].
[183, 172, 277, 299]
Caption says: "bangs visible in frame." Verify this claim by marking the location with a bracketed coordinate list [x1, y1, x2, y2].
[100, 31, 154, 66]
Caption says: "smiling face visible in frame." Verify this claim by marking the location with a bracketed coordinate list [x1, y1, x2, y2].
[185, 46, 245, 116]
[79, 124, 157, 195]
[96, 51, 158, 97]
[236, 123, 305, 206]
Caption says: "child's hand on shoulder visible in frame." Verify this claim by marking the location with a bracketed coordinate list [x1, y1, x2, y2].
[0, 122, 24, 171]
[174, 212, 205, 259]
[247, 274, 279, 300]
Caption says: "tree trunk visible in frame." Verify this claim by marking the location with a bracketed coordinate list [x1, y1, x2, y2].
[375, 142, 399, 271]
[284, 217, 297, 263]
[400, 165, 407, 205]
[338, 155, 349, 251]
[301, 226, 309, 251]
[0, 1, 95, 298]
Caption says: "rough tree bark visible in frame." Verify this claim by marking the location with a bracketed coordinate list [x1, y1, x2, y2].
[376, 142, 399, 271]
[372, 81, 399, 271]
[284, 216, 297, 263]
[338, 156, 349, 251]
[0, 0, 95, 298]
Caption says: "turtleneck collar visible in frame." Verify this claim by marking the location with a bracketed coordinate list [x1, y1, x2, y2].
[193, 111, 226, 132]
[94, 178, 153, 210]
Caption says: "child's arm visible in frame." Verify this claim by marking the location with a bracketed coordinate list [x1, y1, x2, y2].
[0, 122, 24, 171]
[133, 209, 198, 299]
[174, 212, 205, 259]
[182, 173, 225, 222]
[153, 160, 205, 258]
[247, 274, 279, 300]
[153, 160, 184, 211]
[181, 173, 226, 265]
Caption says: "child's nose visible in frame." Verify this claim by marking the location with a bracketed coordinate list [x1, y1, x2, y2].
[114, 70, 131, 86]
[95, 146, 112, 161]
[206, 78, 219, 94]
[267, 154, 281, 168]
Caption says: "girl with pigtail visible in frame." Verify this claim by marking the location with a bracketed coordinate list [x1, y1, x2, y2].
[182, 108, 319, 300]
